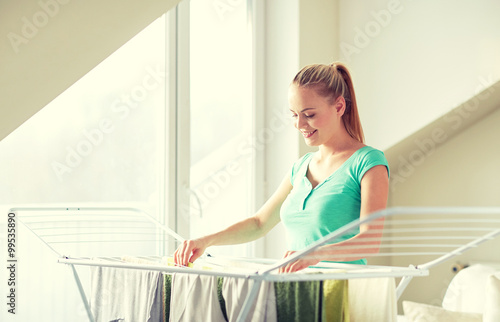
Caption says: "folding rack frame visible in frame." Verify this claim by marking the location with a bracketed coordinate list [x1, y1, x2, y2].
[14, 206, 500, 322]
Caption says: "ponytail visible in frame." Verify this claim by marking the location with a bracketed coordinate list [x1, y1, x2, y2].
[292, 62, 365, 143]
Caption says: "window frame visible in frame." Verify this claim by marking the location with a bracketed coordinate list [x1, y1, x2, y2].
[171, 0, 265, 257]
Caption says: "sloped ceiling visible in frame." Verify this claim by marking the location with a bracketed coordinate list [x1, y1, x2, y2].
[385, 80, 500, 184]
[0, 0, 181, 142]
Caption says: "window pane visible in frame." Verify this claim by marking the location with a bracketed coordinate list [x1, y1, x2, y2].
[189, 0, 254, 257]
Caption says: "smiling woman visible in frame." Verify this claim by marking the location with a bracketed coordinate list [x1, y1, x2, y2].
[290, 63, 364, 144]
[174, 62, 390, 273]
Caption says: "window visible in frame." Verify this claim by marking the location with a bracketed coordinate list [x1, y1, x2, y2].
[0, 16, 168, 228]
[188, 0, 255, 257]
[0, 14, 170, 322]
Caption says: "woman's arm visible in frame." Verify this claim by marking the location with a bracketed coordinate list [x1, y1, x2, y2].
[279, 165, 389, 273]
[174, 172, 293, 267]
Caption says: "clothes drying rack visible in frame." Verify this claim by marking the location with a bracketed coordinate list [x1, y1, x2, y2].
[13, 206, 500, 322]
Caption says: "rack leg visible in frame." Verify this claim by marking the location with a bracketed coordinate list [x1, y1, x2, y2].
[396, 275, 414, 300]
[70, 264, 95, 322]
[236, 279, 262, 322]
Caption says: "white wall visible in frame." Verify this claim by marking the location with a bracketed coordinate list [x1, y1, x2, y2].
[339, 0, 500, 150]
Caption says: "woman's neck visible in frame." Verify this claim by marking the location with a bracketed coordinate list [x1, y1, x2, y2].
[317, 127, 363, 159]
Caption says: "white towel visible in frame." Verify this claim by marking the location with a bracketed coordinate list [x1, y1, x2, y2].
[169, 273, 226, 322]
[348, 277, 397, 322]
[222, 278, 277, 322]
[90, 266, 161, 322]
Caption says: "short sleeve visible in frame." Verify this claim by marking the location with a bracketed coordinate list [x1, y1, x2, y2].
[290, 152, 314, 184]
[357, 149, 390, 181]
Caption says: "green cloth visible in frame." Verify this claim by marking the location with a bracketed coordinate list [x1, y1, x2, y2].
[280, 146, 389, 265]
[164, 274, 348, 322]
[217, 277, 228, 321]
[274, 280, 349, 322]
[274, 280, 322, 322]
[163, 274, 172, 321]
[323, 280, 349, 322]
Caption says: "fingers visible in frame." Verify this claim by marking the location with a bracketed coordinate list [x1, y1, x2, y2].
[173, 240, 193, 267]
[288, 261, 307, 273]
[278, 251, 295, 274]
[278, 250, 317, 273]
[280, 260, 309, 274]
[182, 240, 193, 266]
[173, 239, 206, 267]
[173, 242, 183, 266]
[188, 247, 203, 264]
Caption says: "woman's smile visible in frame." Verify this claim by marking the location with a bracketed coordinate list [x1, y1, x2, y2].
[301, 130, 317, 138]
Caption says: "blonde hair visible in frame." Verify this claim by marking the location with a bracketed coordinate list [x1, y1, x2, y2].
[292, 62, 365, 143]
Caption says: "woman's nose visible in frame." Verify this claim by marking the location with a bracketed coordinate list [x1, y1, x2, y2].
[295, 115, 307, 129]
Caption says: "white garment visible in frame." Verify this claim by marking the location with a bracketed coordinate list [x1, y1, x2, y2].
[348, 277, 397, 322]
[222, 278, 277, 322]
[149, 274, 164, 322]
[169, 273, 226, 322]
[90, 266, 161, 322]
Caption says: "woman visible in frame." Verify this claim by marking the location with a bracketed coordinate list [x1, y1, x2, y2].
[174, 62, 389, 273]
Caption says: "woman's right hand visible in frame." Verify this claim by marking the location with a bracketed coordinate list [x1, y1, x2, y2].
[173, 238, 208, 267]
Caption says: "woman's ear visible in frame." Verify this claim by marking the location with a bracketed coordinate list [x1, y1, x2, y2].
[334, 96, 346, 116]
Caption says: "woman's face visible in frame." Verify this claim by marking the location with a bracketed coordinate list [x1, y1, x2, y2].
[288, 84, 341, 146]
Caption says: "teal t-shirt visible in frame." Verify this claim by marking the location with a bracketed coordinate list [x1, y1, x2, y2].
[280, 146, 389, 265]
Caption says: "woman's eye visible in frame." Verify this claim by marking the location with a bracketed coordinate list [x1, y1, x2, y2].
[290, 113, 314, 119]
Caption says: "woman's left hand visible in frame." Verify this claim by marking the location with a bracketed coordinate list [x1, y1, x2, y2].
[278, 250, 320, 274]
